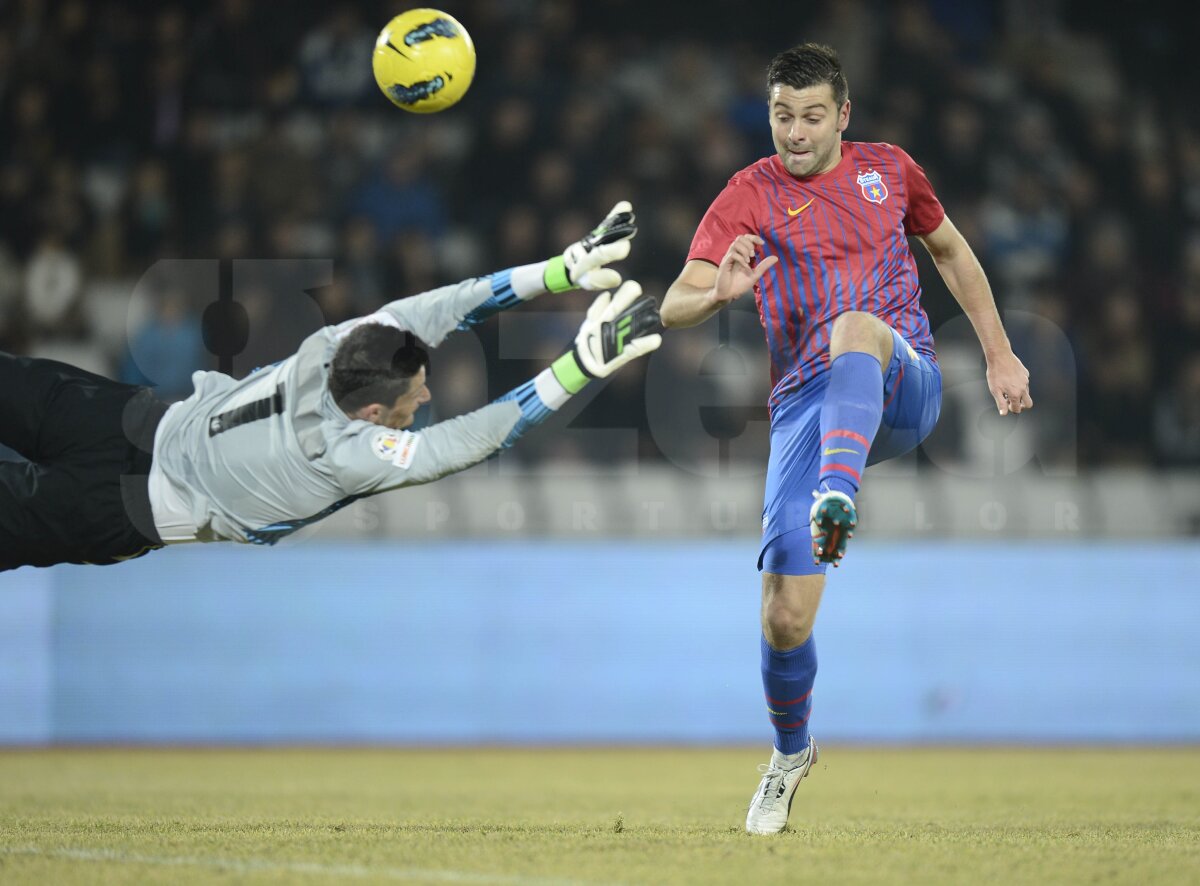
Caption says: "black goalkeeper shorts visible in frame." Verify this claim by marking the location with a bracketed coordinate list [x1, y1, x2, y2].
[0, 352, 168, 572]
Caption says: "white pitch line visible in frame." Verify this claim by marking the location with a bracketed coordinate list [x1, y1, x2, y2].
[0, 846, 625, 886]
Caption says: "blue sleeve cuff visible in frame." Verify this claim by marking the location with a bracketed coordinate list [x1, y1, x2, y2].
[456, 269, 519, 331]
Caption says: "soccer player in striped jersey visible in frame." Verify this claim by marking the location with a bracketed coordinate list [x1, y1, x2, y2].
[660, 44, 1033, 834]
[0, 203, 660, 571]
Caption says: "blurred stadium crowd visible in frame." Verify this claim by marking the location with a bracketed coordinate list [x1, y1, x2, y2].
[1, 0, 1196, 470]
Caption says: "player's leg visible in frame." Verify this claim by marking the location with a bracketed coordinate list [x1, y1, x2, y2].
[0, 351, 160, 461]
[761, 569, 823, 755]
[0, 351, 68, 457]
[0, 453, 161, 572]
[0, 459, 43, 570]
[869, 328, 943, 466]
[0, 353, 166, 569]
[811, 311, 895, 565]
[747, 568, 824, 835]
[0, 459, 84, 570]
[748, 389, 826, 835]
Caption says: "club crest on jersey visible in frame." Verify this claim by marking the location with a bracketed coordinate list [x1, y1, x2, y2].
[856, 169, 889, 204]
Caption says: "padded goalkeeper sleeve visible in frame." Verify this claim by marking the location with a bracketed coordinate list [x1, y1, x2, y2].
[493, 367, 574, 449]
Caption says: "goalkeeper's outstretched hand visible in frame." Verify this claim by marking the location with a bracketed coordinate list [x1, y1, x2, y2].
[550, 281, 662, 393]
[561, 201, 637, 291]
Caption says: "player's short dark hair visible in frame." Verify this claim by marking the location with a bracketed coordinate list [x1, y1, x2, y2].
[767, 43, 848, 108]
[329, 322, 430, 413]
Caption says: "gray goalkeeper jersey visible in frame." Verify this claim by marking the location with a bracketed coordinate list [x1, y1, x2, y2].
[148, 278, 521, 544]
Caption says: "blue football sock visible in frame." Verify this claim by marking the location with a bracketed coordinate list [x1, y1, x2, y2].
[761, 633, 817, 754]
[817, 352, 884, 499]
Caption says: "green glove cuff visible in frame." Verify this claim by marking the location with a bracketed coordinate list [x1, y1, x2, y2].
[550, 351, 591, 394]
[543, 256, 574, 293]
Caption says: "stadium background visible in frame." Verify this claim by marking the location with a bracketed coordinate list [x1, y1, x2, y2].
[1, 0, 1197, 746]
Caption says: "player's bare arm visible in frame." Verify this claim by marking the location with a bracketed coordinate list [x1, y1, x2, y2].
[661, 236, 779, 328]
[917, 216, 1033, 416]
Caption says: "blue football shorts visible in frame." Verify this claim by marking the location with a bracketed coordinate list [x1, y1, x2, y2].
[758, 327, 942, 576]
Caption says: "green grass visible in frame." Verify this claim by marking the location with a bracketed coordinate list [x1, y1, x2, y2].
[1, 748, 1198, 885]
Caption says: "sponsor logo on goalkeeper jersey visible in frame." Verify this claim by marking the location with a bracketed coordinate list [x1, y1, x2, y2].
[371, 430, 420, 468]
[372, 430, 402, 460]
[393, 431, 419, 469]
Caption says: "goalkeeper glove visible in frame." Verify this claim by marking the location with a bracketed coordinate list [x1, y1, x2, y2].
[550, 281, 662, 393]
[494, 280, 661, 448]
[544, 201, 637, 293]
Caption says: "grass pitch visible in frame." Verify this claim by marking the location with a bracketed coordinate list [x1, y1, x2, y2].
[1, 747, 1197, 885]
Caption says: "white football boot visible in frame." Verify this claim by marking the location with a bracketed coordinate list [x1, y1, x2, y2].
[745, 736, 819, 835]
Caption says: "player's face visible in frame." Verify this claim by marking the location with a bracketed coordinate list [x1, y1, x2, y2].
[382, 367, 431, 429]
[769, 83, 850, 178]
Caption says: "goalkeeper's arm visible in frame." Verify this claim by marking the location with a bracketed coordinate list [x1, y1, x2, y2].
[340, 202, 638, 348]
[455, 200, 637, 330]
[494, 280, 662, 449]
[333, 282, 661, 496]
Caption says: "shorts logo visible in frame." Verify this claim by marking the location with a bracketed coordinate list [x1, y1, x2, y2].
[894, 332, 918, 361]
[370, 430, 420, 468]
[856, 169, 889, 204]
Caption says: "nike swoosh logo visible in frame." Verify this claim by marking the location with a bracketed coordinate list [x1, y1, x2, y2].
[786, 198, 814, 216]
[822, 447, 858, 456]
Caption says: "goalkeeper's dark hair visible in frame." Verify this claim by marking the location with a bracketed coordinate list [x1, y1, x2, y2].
[767, 43, 848, 108]
[329, 323, 430, 413]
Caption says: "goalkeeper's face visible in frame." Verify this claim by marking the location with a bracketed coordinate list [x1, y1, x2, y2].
[379, 367, 432, 429]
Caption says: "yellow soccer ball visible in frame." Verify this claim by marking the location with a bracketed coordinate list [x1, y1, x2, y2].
[371, 9, 476, 113]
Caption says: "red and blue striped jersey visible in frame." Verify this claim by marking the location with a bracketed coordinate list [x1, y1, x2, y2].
[687, 142, 945, 414]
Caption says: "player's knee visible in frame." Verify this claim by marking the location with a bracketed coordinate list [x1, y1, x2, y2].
[830, 311, 889, 360]
[761, 601, 815, 649]
[831, 310, 880, 340]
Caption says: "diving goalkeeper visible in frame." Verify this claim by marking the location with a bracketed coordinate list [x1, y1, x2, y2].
[0, 203, 660, 571]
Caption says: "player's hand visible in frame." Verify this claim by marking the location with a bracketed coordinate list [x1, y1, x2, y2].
[571, 281, 662, 379]
[711, 235, 778, 307]
[561, 201, 637, 291]
[986, 351, 1033, 416]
